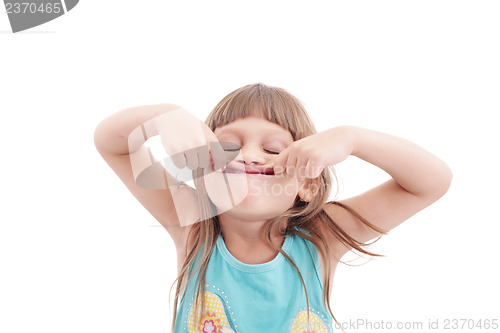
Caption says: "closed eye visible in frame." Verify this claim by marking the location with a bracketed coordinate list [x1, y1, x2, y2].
[219, 143, 279, 154]
[221, 148, 278, 154]
[220, 142, 241, 152]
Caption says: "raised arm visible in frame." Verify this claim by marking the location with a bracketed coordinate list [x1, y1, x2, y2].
[273, 125, 453, 258]
[93, 104, 198, 251]
[324, 126, 453, 256]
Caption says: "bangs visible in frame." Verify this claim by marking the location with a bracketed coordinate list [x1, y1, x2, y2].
[206, 83, 317, 140]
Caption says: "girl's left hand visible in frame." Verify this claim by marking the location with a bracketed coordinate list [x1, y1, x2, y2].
[273, 126, 355, 179]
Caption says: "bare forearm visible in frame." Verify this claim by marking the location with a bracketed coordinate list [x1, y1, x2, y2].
[347, 126, 453, 200]
[93, 103, 182, 155]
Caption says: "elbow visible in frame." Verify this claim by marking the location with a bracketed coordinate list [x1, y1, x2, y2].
[430, 162, 453, 201]
[444, 164, 453, 191]
[93, 121, 107, 153]
[93, 120, 117, 155]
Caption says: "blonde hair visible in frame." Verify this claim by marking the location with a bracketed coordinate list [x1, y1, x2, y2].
[171, 83, 387, 332]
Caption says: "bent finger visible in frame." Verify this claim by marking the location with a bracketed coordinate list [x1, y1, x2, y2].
[170, 152, 187, 169]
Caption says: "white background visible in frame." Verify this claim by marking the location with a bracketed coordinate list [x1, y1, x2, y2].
[1, 1, 499, 332]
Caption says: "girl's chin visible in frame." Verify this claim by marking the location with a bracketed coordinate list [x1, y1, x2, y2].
[216, 192, 297, 216]
[217, 201, 290, 220]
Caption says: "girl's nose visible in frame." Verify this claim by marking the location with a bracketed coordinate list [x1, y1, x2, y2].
[238, 145, 266, 165]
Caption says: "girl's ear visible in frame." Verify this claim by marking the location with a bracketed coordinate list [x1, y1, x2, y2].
[298, 179, 313, 202]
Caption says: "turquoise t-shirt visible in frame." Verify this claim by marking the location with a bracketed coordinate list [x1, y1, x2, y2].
[174, 232, 334, 333]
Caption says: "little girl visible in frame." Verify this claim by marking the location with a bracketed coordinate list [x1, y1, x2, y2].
[94, 83, 452, 333]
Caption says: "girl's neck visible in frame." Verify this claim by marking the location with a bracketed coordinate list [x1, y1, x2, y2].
[218, 215, 286, 265]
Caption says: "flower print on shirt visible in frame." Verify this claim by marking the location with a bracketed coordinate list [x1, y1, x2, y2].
[198, 312, 221, 333]
[187, 291, 236, 333]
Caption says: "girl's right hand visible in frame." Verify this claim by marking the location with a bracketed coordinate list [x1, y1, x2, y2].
[153, 108, 226, 172]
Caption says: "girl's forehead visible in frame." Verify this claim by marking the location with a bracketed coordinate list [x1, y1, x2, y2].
[214, 116, 292, 138]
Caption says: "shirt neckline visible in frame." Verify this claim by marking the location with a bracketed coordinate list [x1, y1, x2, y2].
[216, 233, 294, 273]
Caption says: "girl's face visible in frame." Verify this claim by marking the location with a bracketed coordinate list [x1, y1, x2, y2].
[203, 116, 304, 221]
